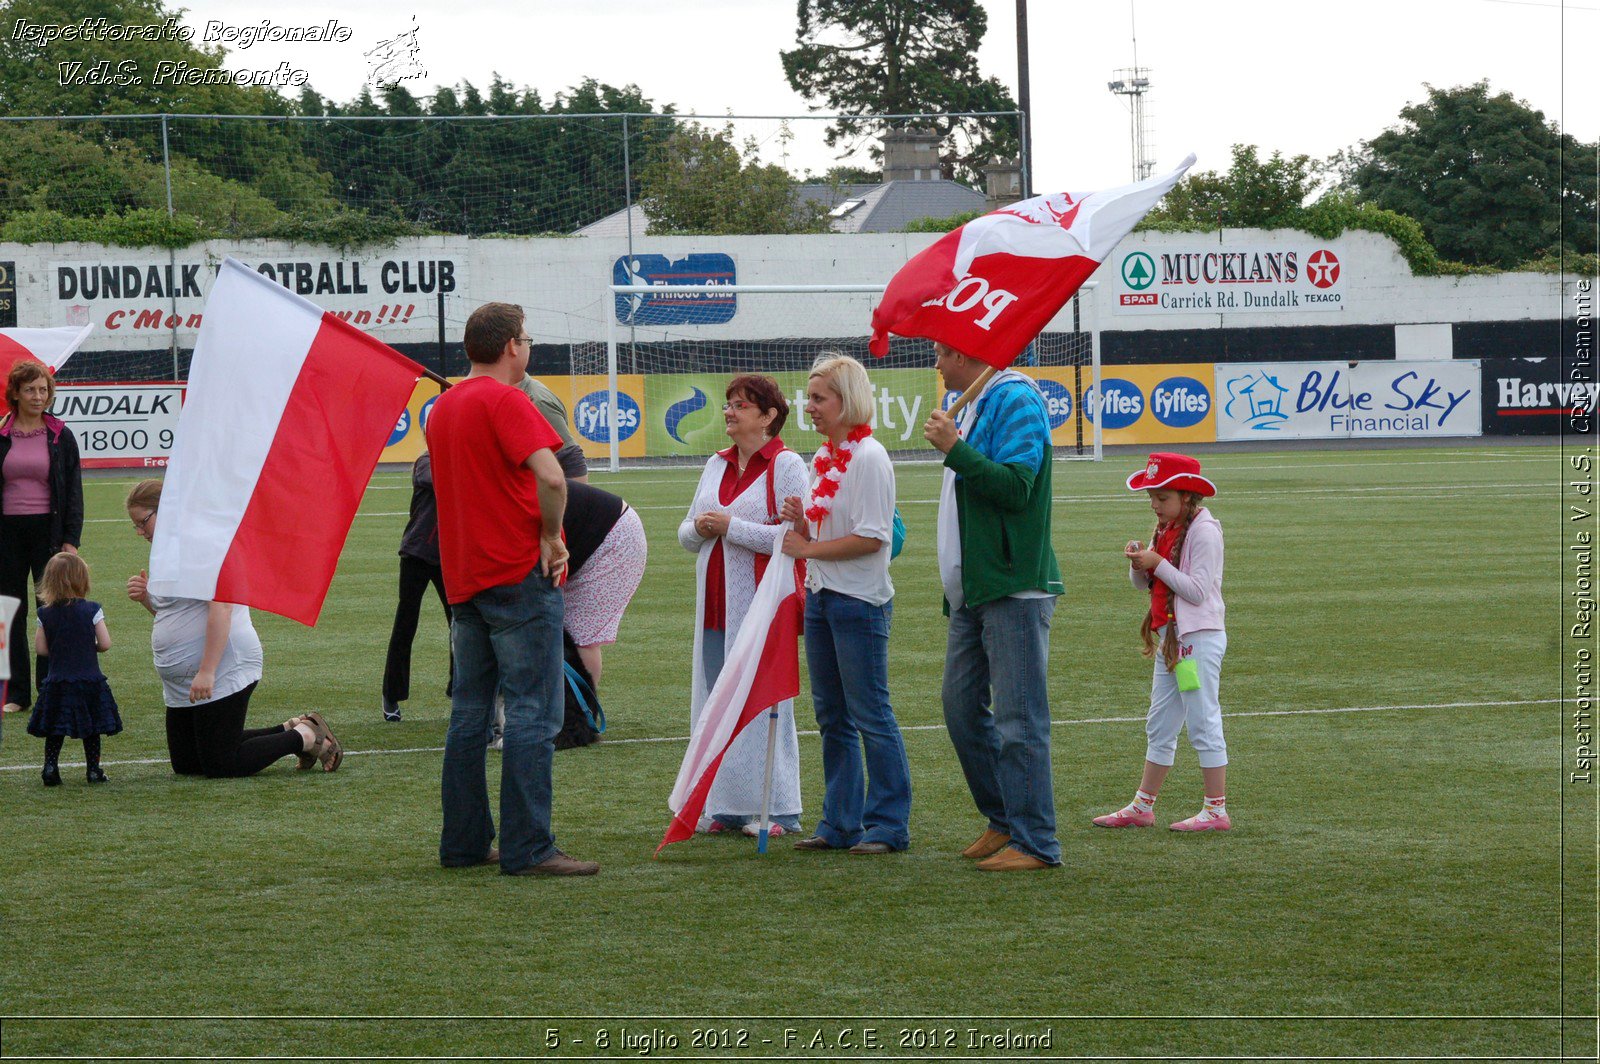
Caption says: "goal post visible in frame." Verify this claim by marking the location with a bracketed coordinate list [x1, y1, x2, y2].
[595, 282, 1100, 473]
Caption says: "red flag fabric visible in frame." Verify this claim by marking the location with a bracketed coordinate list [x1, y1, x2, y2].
[657, 537, 802, 853]
[0, 325, 93, 415]
[147, 258, 425, 626]
[869, 156, 1195, 368]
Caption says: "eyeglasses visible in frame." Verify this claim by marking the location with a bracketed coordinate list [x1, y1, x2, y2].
[723, 400, 756, 412]
[132, 510, 156, 532]
[515, 337, 533, 346]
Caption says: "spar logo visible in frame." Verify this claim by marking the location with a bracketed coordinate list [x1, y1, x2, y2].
[574, 389, 641, 443]
[1036, 378, 1073, 428]
[1121, 252, 1155, 291]
[1082, 378, 1143, 430]
[1149, 376, 1211, 428]
[1306, 249, 1340, 289]
[387, 408, 412, 447]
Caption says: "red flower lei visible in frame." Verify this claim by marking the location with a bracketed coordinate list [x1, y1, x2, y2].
[804, 424, 873, 524]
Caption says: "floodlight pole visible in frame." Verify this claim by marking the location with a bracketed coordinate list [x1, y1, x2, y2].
[1016, 0, 1033, 198]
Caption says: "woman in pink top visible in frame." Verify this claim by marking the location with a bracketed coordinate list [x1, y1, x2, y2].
[0, 361, 84, 716]
[1093, 453, 1231, 833]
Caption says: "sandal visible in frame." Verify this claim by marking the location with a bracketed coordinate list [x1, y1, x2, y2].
[300, 711, 343, 773]
[283, 716, 318, 771]
[317, 731, 343, 773]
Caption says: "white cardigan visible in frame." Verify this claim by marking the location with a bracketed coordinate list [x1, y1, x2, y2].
[1129, 507, 1226, 637]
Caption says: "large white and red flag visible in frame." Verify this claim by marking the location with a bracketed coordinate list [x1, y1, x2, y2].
[148, 258, 425, 625]
[657, 534, 802, 854]
[869, 155, 1195, 367]
[0, 325, 93, 415]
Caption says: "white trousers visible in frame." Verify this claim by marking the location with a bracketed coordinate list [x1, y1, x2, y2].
[1146, 626, 1228, 769]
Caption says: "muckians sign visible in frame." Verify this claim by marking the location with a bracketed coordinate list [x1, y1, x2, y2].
[1215, 361, 1482, 440]
[613, 254, 737, 326]
[1115, 246, 1346, 314]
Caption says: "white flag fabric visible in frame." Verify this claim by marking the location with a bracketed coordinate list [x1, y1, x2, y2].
[0, 596, 19, 683]
[148, 258, 424, 625]
[659, 528, 802, 852]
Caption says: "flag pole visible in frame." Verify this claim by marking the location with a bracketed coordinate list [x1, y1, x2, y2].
[755, 513, 806, 855]
[946, 366, 997, 418]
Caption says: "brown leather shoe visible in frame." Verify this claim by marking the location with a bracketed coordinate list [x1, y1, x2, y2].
[977, 847, 1052, 871]
[961, 828, 1012, 859]
[792, 835, 837, 851]
[848, 842, 895, 855]
[504, 851, 600, 877]
[443, 847, 499, 869]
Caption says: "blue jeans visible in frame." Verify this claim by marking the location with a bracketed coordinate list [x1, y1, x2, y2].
[804, 590, 910, 849]
[941, 596, 1060, 864]
[440, 568, 565, 872]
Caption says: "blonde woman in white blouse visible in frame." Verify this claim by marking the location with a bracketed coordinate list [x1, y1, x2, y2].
[781, 354, 910, 854]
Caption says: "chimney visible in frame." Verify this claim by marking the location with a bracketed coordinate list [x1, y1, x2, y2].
[983, 160, 1023, 211]
[882, 128, 942, 182]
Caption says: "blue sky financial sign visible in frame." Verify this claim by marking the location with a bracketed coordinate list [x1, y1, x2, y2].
[613, 254, 737, 326]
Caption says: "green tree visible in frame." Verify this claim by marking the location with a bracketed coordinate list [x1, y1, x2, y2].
[1144, 145, 1320, 228]
[1339, 81, 1597, 267]
[638, 124, 825, 235]
[780, 0, 1018, 185]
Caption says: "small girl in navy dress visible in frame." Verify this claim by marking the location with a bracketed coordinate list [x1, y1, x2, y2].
[27, 552, 120, 785]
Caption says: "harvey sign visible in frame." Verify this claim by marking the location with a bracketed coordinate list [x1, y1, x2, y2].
[1215, 361, 1482, 440]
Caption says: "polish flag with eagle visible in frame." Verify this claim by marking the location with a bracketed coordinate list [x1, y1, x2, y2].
[869, 155, 1195, 368]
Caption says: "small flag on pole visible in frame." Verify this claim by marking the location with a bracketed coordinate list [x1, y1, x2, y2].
[658, 533, 802, 854]
[148, 258, 426, 626]
[869, 155, 1195, 369]
[0, 324, 93, 415]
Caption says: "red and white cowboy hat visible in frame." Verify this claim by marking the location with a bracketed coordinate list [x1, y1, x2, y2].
[1126, 452, 1216, 497]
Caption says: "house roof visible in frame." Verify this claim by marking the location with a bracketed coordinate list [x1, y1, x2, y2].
[574, 179, 986, 238]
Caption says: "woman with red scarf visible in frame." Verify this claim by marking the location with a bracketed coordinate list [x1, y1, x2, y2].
[781, 354, 910, 854]
[678, 375, 807, 837]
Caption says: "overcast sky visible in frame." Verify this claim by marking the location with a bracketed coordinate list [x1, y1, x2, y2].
[174, 0, 1596, 192]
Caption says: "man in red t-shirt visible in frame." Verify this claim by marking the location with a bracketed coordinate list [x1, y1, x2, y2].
[427, 301, 598, 877]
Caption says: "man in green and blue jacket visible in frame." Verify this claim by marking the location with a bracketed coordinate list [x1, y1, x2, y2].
[923, 342, 1063, 871]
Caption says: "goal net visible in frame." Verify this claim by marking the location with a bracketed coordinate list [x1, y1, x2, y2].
[573, 283, 1100, 471]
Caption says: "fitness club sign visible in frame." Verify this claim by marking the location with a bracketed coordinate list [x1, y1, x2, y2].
[1114, 244, 1347, 315]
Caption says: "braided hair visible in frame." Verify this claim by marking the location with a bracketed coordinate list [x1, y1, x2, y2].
[1139, 491, 1204, 670]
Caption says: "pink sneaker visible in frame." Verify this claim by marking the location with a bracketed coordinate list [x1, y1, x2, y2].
[1092, 805, 1155, 828]
[1170, 812, 1231, 832]
[742, 822, 789, 838]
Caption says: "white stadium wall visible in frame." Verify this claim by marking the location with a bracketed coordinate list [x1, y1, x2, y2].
[0, 228, 1588, 464]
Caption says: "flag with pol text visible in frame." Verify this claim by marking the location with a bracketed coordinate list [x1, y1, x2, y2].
[148, 258, 427, 626]
[868, 155, 1195, 368]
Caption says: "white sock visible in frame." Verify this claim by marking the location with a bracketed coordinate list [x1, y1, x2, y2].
[1130, 789, 1157, 814]
[1197, 795, 1227, 820]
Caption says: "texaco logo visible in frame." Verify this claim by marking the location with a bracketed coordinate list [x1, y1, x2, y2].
[1121, 252, 1156, 291]
[1306, 249, 1341, 289]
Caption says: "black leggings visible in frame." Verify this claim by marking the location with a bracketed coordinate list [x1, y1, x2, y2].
[382, 555, 453, 703]
[165, 683, 303, 778]
[0, 513, 55, 708]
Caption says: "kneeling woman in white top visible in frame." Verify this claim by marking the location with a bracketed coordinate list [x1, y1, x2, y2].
[782, 354, 911, 854]
[124, 480, 341, 777]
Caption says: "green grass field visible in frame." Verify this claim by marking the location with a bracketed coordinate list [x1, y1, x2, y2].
[1, 442, 1590, 1060]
